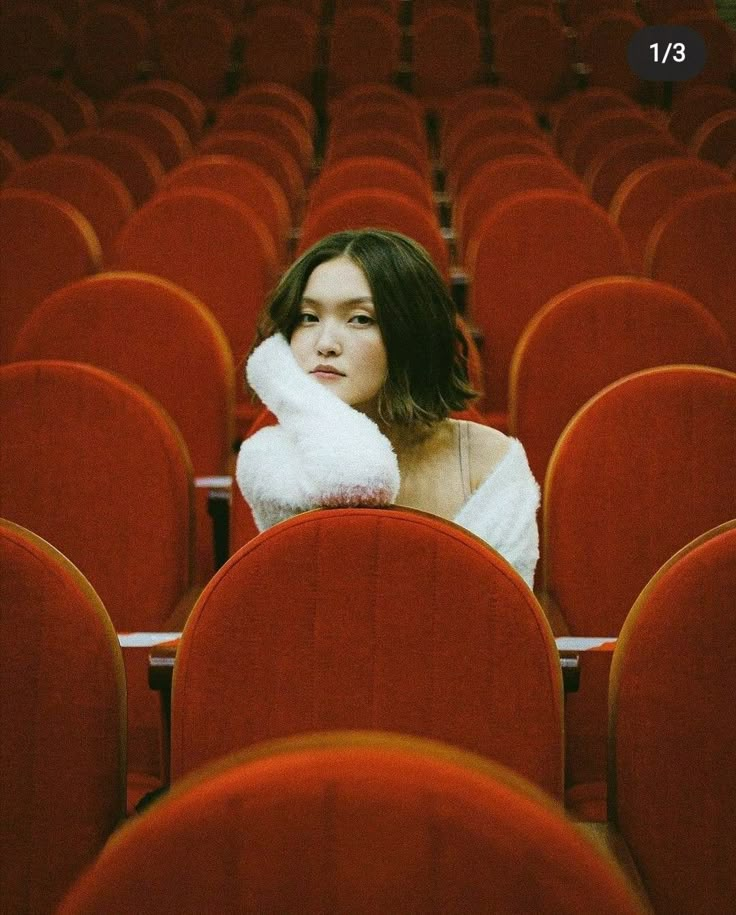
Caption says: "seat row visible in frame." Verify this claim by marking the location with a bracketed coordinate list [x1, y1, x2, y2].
[3, 505, 734, 913]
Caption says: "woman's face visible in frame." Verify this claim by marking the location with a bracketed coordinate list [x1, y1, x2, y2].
[290, 256, 388, 419]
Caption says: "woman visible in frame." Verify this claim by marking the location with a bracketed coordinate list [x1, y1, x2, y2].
[236, 229, 540, 588]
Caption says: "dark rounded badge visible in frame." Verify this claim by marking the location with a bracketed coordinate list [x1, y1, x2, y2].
[627, 25, 706, 81]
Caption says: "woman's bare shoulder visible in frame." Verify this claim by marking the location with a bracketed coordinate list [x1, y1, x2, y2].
[463, 421, 512, 491]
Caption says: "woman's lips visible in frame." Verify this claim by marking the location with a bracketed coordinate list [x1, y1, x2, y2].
[311, 370, 344, 379]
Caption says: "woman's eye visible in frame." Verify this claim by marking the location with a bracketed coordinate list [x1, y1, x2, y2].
[297, 312, 317, 324]
[350, 314, 374, 325]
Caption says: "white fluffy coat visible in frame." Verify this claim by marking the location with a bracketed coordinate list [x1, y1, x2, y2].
[236, 334, 540, 588]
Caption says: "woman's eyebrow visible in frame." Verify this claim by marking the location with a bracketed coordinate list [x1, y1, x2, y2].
[301, 296, 374, 307]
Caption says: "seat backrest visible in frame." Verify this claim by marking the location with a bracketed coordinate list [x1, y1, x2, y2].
[0, 360, 195, 629]
[645, 184, 736, 349]
[690, 109, 736, 168]
[609, 156, 729, 273]
[214, 101, 313, 176]
[0, 519, 125, 914]
[5, 74, 97, 135]
[443, 110, 545, 173]
[609, 520, 736, 914]
[0, 97, 65, 158]
[492, 6, 571, 105]
[509, 277, 734, 484]
[64, 125, 164, 206]
[552, 86, 636, 158]
[441, 85, 536, 146]
[101, 100, 192, 170]
[242, 4, 318, 96]
[577, 10, 645, 96]
[330, 103, 428, 151]
[324, 127, 432, 179]
[162, 154, 291, 261]
[0, 1, 68, 82]
[298, 188, 450, 279]
[114, 186, 278, 375]
[565, 109, 662, 177]
[542, 365, 736, 636]
[11, 271, 235, 479]
[412, 6, 483, 101]
[447, 131, 556, 195]
[5, 151, 134, 262]
[72, 2, 151, 98]
[171, 507, 564, 798]
[667, 83, 736, 144]
[197, 128, 305, 216]
[584, 136, 683, 209]
[60, 733, 644, 915]
[455, 154, 585, 260]
[466, 189, 631, 414]
[230, 81, 315, 135]
[309, 156, 435, 211]
[327, 7, 400, 96]
[0, 188, 102, 362]
[155, 2, 235, 101]
[117, 79, 207, 144]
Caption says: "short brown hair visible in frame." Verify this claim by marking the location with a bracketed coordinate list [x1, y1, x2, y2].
[254, 229, 478, 426]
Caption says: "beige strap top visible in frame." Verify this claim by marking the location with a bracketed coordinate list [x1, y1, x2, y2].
[457, 419, 473, 502]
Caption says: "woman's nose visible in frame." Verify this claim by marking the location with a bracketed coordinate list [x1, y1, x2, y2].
[316, 323, 342, 355]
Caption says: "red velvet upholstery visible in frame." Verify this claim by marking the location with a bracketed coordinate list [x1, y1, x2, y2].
[666, 10, 735, 89]
[5, 75, 97, 135]
[0, 137, 21, 182]
[171, 508, 564, 798]
[155, 2, 236, 102]
[114, 186, 279, 385]
[229, 82, 315, 135]
[609, 156, 729, 274]
[72, 3, 151, 99]
[116, 79, 207, 144]
[0, 2, 68, 82]
[441, 85, 536, 147]
[690, 109, 736, 168]
[309, 156, 435, 211]
[542, 365, 736, 805]
[101, 100, 192, 171]
[638, 0, 715, 22]
[0, 97, 65, 159]
[565, 109, 662, 177]
[215, 102, 313, 177]
[0, 360, 196, 794]
[466, 189, 631, 416]
[11, 271, 236, 583]
[509, 276, 734, 484]
[5, 152, 134, 263]
[0, 188, 102, 363]
[162, 154, 291, 263]
[609, 520, 736, 914]
[0, 520, 126, 915]
[443, 110, 545, 175]
[645, 185, 736, 349]
[447, 132, 556, 197]
[323, 128, 432, 179]
[327, 7, 400, 96]
[565, 0, 637, 30]
[552, 87, 636, 160]
[667, 83, 736, 145]
[328, 82, 421, 121]
[413, 7, 483, 106]
[330, 103, 428, 152]
[60, 733, 644, 915]
[241, 5, 318, 96]
[492, 6, 572, 107]
[64, 126, 164, 207]
[584, 135, 683, 209]
[298, 189, 450, 280]
[454, 154, 585, 260]
[576, 10, 645, 97]
[197, 129, 305, 217]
